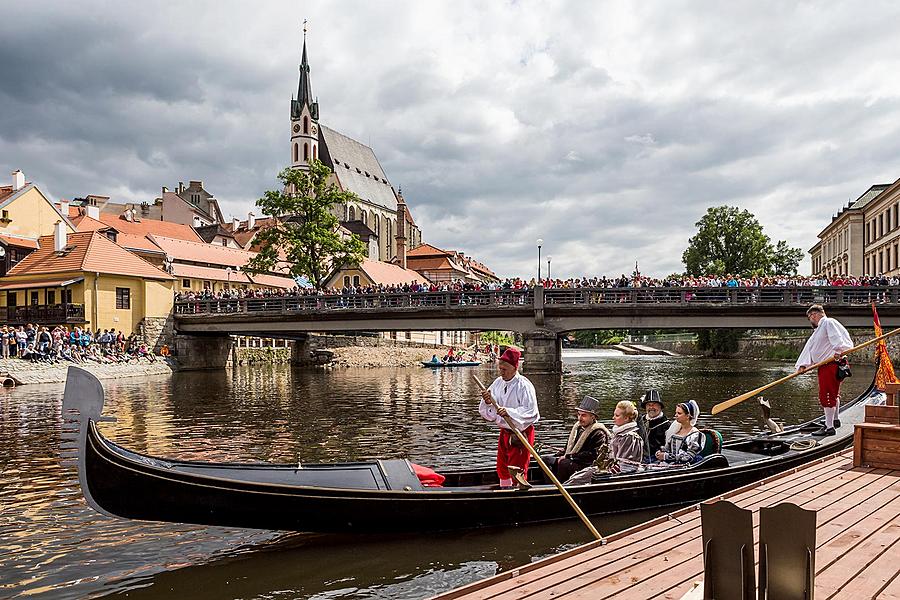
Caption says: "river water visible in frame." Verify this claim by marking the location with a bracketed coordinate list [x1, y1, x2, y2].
[0, 352, 876, 599]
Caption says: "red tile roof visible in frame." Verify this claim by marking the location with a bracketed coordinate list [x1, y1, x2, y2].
[95, 213, 202, 242]
[148, 235, 255, 268]
[0, 186, 14, 203]
[0, 233, 39, 249]
[172, 263, 253, 284]
[360, 259, 426, 286]
[6, 231, 173, 280]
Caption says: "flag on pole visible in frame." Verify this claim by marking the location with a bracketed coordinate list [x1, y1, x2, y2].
[872, 302, 897, 390]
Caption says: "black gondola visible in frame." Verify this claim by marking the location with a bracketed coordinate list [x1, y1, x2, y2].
[62, 366, 879, 534]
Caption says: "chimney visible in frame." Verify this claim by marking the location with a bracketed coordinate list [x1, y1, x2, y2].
[130, 208, 138, 221]
[395, 190, 408, 269]
[178, 181, 184, 194]
[86, 205, 100, 220]
[54, 220, 67, 252]
[11, 170, 25, 191]
[247, 211, 256, 229]
[162, 186, 168, 194]
[59, 199, 70, 216]
[232, 216, 241, 230]
[123, 208, 133, 222]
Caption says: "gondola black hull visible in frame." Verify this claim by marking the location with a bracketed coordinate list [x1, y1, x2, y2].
[64, 366, 876, 533]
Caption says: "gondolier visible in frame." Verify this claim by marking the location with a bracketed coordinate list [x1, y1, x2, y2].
[479, 347, 540, 487]
[796, 304, 853, 437]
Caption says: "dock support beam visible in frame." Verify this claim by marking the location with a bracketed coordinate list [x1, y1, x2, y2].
[522, 329, 562, 374]
[174, 334, 233, 370]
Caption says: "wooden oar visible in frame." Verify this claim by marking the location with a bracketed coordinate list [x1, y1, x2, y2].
[472, 374, 603, 541]
[711, 326, 900, 415]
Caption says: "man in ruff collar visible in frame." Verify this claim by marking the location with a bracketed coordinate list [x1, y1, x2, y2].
[543, 395, 610, 481]
[638, 389, 669, 459]
[479, 347, 540, 487]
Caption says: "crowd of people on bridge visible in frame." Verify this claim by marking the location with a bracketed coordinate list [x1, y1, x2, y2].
[0, 324, 159, 364]
[174, 272, 900, 305]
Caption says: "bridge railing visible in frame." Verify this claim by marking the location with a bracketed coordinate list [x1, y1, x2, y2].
[173, 285, 900, 316]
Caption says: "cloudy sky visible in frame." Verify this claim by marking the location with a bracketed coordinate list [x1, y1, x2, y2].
[3, 1, 900, 278]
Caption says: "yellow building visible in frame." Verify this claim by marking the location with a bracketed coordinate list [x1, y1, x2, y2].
[0, 227, 175, 348]
[0, 170, 76, 275]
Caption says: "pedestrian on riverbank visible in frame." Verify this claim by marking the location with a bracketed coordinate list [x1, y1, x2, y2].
[478, 347, 540, 487]
[795, 304, 853, 437]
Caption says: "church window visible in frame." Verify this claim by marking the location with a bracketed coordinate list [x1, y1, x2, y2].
[348, 206, 355, 220]
[303, 116, 309, 134]
[293, 143, 298, 163]
[303, 143, 309, 161]
[361, 210, 367, 225]
[313, 145, 318, 160]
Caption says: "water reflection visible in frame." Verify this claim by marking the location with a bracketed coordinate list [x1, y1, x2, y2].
[0, 354, 875, 599]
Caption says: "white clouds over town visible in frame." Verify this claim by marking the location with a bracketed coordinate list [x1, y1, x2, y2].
[3, 1, 900, 277]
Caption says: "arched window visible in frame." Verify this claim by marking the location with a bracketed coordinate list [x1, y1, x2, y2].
[361, 210, 367, 225]
[386, 219, 393, 254]
[313, 144, 317, 160]
[348, 206, 355, 221]
[293, 143, 298, 163]
[303, 143, 309, 161]
[303, 116, 309, 134]
[343, 276, 350, 287]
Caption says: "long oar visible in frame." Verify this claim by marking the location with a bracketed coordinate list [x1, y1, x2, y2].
[711, 326, 900, 415]
[471, 374, 602, 541]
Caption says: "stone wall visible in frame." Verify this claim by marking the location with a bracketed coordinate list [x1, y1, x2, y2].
[310, 334, 449, 350]
[138, 315, 174, 352]
[233, 347, 292, 365]
[648, 333, 900, 362]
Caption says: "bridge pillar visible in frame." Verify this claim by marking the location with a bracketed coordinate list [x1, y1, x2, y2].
[174, 334, 233, 370]
[290, 334, 312, 366]
[522, 330, 562, 374]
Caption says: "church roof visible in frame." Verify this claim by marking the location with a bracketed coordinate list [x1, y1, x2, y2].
[320, 125, 398, 212]
[291, 36, 318, 121]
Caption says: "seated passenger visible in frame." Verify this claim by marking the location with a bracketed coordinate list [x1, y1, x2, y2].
[655, 400, 705, 465]
[430, 354, 440, 363]
[543, 396, 609, 481]
[638, 389, 669, 460]
[608, 400, 644, 473]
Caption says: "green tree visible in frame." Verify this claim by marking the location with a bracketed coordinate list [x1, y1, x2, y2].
[682, 206, 803, 276]
[246, 161, 367, 289]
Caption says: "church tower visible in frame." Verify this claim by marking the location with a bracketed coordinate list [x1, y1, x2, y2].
[290, 25, 319, 171]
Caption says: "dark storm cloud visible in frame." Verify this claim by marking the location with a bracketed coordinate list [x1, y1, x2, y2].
[3, 0, 900, 278]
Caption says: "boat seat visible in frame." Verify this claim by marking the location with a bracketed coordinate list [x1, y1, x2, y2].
[378, 459, 424, 491]
[700, 500, 756, 599]
[694, 454, 729, 470]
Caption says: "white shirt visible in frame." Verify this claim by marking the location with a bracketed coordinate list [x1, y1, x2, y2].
[479, 372, 540, 431]
[795, 316, 853, 369]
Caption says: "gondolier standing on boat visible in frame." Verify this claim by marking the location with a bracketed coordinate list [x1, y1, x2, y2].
[796, 304, 853, 437]
[479, 347, 540, 487]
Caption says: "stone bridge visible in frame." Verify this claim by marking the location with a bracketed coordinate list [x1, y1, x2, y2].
[173, 285, 900, 373]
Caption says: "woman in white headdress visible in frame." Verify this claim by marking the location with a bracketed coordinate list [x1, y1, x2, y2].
[655, 399, 705, 465]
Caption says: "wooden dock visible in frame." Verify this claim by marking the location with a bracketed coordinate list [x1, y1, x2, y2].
[432, 449, 900, 600]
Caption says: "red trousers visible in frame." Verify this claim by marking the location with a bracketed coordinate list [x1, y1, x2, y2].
[817, 362, 842, 408]
[496, 426, 535, 480]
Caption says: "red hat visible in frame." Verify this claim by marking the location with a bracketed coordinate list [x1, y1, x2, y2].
[499, 347, 521, 369]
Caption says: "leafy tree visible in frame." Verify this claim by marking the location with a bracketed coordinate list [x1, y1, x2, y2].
[246, 161, 367, 289]
[682, 206, 803, 276]
[697, 329, 743, 356]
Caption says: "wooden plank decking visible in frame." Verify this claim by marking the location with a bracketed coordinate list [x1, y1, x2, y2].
[433, 449, 900, 600]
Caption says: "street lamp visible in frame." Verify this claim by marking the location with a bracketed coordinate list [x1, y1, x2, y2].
[536, 238, 544, 281]
[547, 255, 552, 280]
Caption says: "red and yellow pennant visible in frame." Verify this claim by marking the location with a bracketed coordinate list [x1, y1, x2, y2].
[873, 303, 898, 390]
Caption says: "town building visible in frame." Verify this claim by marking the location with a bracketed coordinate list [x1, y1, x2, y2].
[401, 243, 499, 284]
[287, 34, 422, 263]
[0, 170, 76, 276]
[0, 227, 174, 347]
[810, 183, 891, 277]
[861, 178, 900, 276]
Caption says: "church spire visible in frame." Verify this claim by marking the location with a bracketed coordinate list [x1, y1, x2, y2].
[292, 21, 318, 120]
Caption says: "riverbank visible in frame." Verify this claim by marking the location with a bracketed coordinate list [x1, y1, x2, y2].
[0, 357, 174, 385]
[328, 345, 454, 368]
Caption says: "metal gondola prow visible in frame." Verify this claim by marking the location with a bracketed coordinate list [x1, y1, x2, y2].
[61, 366, 117, 518]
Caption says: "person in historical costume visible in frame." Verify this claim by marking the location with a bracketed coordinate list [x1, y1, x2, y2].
[608, 400, 644, 473]
[479, 347, 540, 487]
[655, 400, 705, 465]
[637, 389, 669, 460]
[795, 304, 853, 437]
[542, 396, 609, 481]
